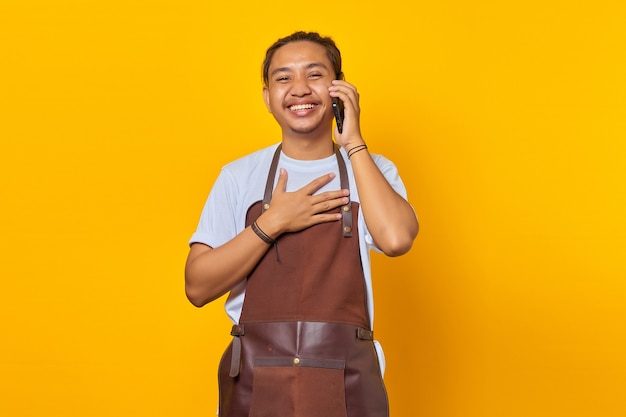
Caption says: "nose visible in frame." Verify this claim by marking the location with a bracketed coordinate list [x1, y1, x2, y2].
[290, 76, 312, 97]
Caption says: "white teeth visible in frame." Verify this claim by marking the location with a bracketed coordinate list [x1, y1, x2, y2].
[289, 104, 315, 111]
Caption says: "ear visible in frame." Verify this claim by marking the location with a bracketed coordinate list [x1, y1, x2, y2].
[263, 86, 271, 113]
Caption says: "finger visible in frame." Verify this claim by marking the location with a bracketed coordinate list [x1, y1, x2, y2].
[329, 88, 359, 116]
[329, 81, 358, 101]
[310, 189, 350, 205]
[311, 196, 350, 213]
[273, 168, 288, 194]
[331, 79, 357, 92]
[311, 212, 343, 224]
[299, 173, 336, 195]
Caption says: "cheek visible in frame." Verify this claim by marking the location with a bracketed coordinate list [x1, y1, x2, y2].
[269, 99, 284, 114]
[268, 90, 285, 107]
[316, 85, 332, 101]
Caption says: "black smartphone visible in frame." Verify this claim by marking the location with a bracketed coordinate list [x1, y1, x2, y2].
[332, 97, 344, 134]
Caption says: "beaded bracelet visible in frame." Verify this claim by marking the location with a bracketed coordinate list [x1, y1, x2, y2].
[347, 144, 368, 159]
[251, 221, 275, 245]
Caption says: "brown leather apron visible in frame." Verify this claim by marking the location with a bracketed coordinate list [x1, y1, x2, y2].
[217, 145, 389, 417]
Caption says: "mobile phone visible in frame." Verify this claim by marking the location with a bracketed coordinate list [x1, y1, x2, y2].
[332, 97, 344, 134]
[333, 97, 343, 133]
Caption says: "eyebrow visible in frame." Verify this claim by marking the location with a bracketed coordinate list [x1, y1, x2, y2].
[270, 62, 330, 77]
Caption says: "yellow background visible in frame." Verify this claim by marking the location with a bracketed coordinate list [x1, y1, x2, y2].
[1, 1, 625, 416]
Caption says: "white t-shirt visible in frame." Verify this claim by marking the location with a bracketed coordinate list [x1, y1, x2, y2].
[190, 143, 409, 372]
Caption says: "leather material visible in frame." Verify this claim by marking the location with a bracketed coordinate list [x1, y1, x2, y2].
[240, 201, 366, 326]
[229, 325, 245, 377]
[219, 322, 388, 417]
[218, 145, 388, 417]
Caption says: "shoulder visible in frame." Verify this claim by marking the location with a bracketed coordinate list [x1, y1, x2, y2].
[342, 148, 398, 177]
[369, 152, 402, 180]
[369, 152, 395, 169]
[221, 143, 280, 177]
[362, 151, 407, 197]
[210, 143, 280, 205]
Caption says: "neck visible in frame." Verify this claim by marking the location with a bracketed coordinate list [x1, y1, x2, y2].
[280, 134, 335, 160]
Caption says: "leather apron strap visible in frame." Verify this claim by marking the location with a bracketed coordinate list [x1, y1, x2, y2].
[262, 144, 353, 237]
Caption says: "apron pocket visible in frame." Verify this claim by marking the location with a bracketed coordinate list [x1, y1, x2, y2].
[249, 357, 348, 417]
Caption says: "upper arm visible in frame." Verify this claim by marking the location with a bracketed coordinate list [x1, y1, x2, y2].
[186, 242, 213, 271]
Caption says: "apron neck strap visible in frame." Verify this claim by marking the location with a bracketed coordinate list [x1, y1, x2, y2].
[262, 143, 353, 237]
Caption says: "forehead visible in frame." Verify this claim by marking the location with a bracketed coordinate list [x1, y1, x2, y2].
[268, 41, 332, 72]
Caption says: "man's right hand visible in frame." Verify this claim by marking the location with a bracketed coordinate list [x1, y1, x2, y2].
[256, 168, 350, 239]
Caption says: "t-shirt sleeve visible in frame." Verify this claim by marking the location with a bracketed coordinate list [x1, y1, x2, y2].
[189, 168, 239, 249]
[375, 154, 408, 199]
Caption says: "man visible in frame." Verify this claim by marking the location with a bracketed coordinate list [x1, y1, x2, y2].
[186, 31, 418, 417]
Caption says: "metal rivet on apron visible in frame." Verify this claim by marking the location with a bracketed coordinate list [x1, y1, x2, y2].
[263, 203, 270, 210]
[344, 226, 352, 233]
[343, 205, 350, 212]
[293, 357, 301, 366]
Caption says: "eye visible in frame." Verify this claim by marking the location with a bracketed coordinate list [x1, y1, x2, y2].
[308, 73, 323, 79]
[275, 76, 291, 83]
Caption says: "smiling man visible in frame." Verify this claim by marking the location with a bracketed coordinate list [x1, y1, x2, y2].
[185, 31, 419, 417]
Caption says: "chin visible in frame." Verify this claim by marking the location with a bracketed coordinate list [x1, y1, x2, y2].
[290, 126, 320, 135]
[288, 118, 334, 136]
[287, 122, 324, 135]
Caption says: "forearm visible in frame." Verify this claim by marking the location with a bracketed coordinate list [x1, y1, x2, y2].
[349, 147, 418, 256]
[184, 224, 273, 307]
[185, 170, 355, 306]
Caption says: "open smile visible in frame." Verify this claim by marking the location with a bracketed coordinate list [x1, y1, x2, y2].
[288, 103, 318, 112]
[289, 103, 316, 111]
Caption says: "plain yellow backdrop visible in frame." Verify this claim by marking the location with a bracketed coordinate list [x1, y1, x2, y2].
[1, 0, 625, 416]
